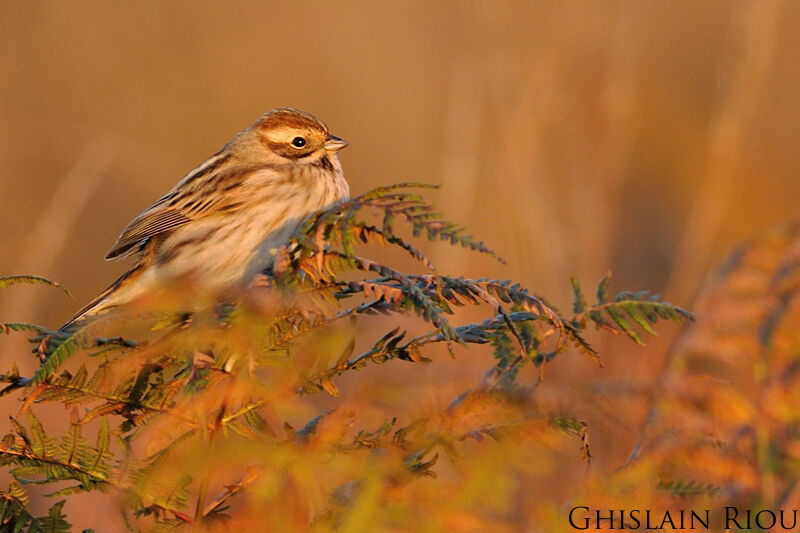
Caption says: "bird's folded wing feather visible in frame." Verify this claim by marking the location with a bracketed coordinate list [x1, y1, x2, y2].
[105, 203, 192, 260]
[104, 164, 268, 260]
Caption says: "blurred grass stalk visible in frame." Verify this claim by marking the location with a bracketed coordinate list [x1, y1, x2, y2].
[665, 0, 781, 306]
[0, 139, 117, 323]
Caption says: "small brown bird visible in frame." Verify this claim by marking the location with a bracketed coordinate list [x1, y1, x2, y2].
[63, 108, 350, 328]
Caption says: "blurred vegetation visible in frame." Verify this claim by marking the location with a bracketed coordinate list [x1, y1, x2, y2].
[2, 1, 799, 531]
[537, 222, 800, 532]
[0, 185, 688, 530]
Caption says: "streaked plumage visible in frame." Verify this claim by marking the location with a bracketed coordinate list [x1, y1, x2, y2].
[63, 108, 350, 328]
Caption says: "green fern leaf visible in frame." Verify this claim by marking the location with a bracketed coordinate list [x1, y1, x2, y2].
[27, 411, 57, 459]
[32, 330, 86, 386]
[88, 419, 111, 480]
[0, 322, 53, 337]
[570, 277, 586, 314]
[0, 276, 72, 299]
[605, 306, 644, 345]
[596, 273, 612, 305]
[657, 479, 720, 498]
[620, 302, 657, 335]
[38, 500, 71, 532]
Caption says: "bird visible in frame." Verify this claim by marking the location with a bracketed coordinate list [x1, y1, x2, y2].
[62, 108, 350, 329]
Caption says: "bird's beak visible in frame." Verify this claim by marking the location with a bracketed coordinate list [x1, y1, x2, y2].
[324, 135, 349, 151]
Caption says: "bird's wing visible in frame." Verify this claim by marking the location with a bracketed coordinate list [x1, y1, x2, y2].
[104, 163, 266, 260]
[105, 194, 192, 260]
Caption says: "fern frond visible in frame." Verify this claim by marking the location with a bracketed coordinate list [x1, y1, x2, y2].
[572, 278, 693, 345]
[282, 183, 503, 282]
[0, 481, 34, 532]
[550, 415, 591, 462]
[0, 484, 72, 533]
[1, 413, 112, 494]
[32, 325, 98, 385]
[656, 479, 721, 498]
[301, 306, 588, 394]
[32, 318, 142, 387]
[0, 322, 53, 337]
[2, 421, 108, 498]
[570, 277, 587, 314]
[0, 275, 72, 299]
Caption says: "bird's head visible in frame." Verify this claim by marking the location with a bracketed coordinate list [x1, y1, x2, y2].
[251, 108, 348, 166]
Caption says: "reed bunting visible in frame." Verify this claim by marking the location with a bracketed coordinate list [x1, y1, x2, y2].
[64, 108, 350, 328]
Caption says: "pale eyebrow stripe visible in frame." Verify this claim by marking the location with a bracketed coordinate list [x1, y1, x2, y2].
[265, 127, 302, 143]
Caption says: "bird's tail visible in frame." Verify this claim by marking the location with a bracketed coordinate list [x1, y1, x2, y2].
[59, 266, 143, 331]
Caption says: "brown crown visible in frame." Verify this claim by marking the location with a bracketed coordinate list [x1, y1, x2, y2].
[256, 108, 328, 134]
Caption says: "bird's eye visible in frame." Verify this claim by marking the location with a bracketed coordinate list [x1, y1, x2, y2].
[291, 137, 306, 148]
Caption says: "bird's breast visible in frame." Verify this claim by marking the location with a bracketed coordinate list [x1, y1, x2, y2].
[152, 163, 349, 290]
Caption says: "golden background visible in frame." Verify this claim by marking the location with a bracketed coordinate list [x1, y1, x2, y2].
[1, 1, 798, 529]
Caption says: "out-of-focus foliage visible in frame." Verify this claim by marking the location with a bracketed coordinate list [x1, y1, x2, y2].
[536, 222, 800, 532]
[0, 185, 689, 531]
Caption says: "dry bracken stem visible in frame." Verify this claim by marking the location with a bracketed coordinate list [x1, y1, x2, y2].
[202, 467, 262, 518]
